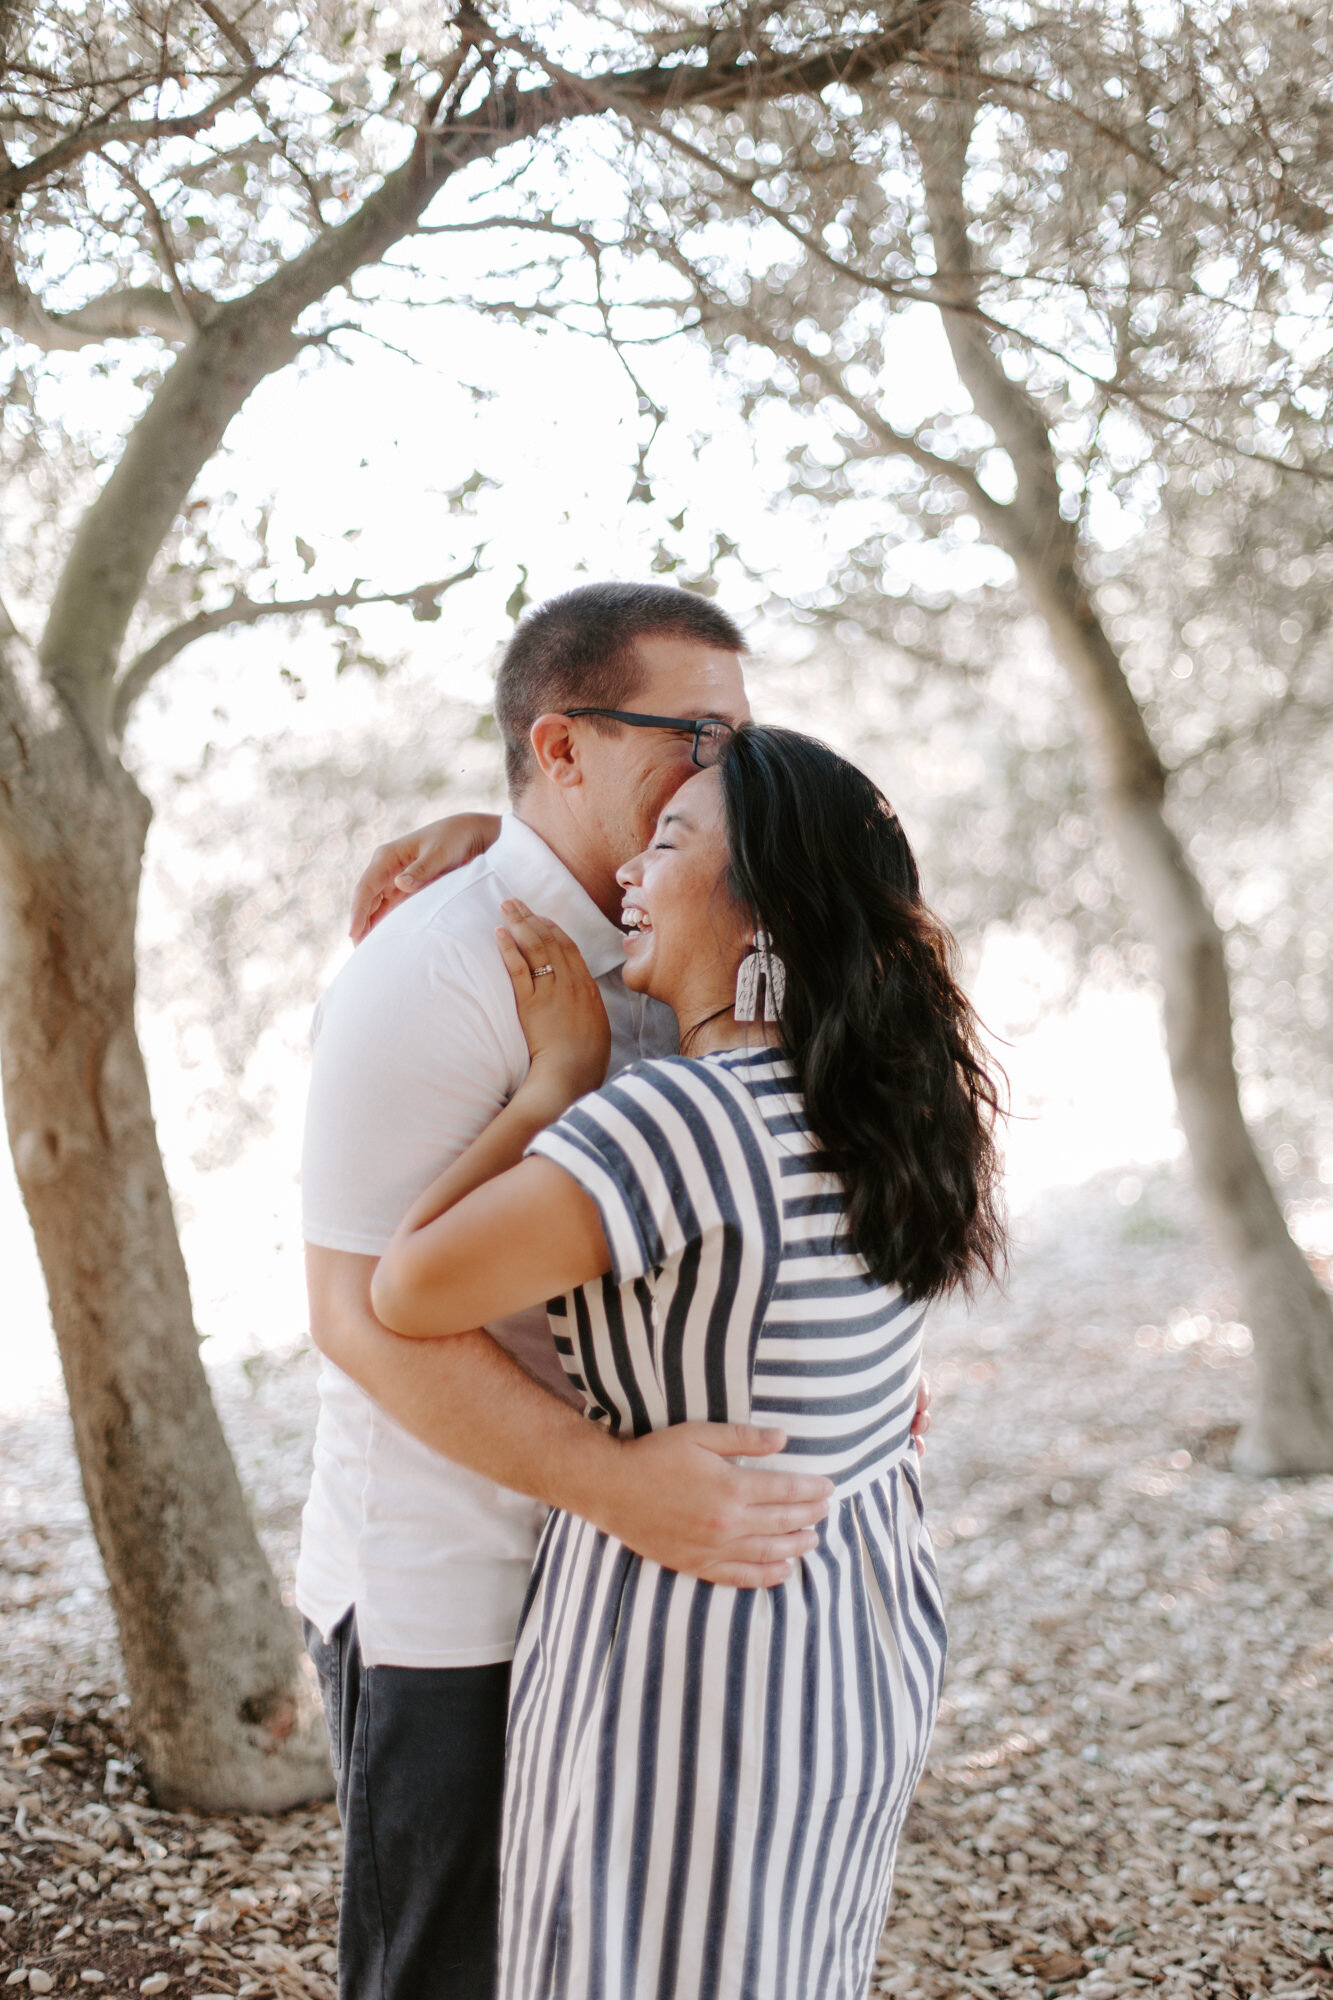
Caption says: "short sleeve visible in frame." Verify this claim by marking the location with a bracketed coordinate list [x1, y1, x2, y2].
[527, 1057, 776, 1286]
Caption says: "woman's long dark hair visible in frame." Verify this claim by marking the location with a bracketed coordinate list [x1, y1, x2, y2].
[717, 725, 1005, 1302]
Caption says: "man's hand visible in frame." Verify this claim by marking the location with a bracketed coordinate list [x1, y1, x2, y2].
[310, 1254, 829, 1590]
[593, 1423, 833, 1589]
[912, 1373, 932, 1459]
[350, 812, 503, 942]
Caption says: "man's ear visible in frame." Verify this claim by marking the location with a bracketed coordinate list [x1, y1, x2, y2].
[529, 712, 583, 789]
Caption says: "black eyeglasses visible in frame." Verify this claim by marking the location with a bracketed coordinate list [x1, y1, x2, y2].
[565, 708, 736, 768]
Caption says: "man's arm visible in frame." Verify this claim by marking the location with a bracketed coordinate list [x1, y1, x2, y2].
[308, 1246, 834, 1590]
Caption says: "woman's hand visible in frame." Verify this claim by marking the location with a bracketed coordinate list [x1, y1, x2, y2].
[497, 899, 611, 1107]
[350, 812, 503, 943]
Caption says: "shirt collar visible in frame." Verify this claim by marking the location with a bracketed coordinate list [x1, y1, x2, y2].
[488, 814, 629, 981]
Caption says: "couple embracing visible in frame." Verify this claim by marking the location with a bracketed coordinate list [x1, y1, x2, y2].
[297, 583, 1003, 2000]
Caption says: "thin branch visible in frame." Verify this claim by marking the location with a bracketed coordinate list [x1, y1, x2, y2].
[192, 0, 256, 67]
[173, 137, 279, 190]
[0, 66, 269, 204]
[935, 56, 1171, 178]
[414, 215, 608, 256]
[456, 2, 950, 122]
[642, 226, 1013, 529]
[583, 227, 665, 498]
[369, 291, 575, 327]
[315, 320, 428, 367]
[111, 559, 483, 737]
[112, 166, 201, 333]
[747, 311, 1013, 534]
[1169, 685, 1333, 774]
[632, 114, 936, 307]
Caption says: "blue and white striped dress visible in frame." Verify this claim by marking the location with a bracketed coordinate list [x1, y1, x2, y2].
[500, 1048, 946, 2000]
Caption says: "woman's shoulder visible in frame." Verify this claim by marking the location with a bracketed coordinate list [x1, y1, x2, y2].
[593, 1053, 736, 1114]
[603, 1048, 793, 1106]
[593, 1055, 800, 1180]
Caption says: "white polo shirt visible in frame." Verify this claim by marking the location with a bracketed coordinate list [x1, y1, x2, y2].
[296, 814, 677, 1667]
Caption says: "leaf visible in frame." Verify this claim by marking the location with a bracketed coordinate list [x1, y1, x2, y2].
[505, 565, 530, 623]
[1015, 1950, 1088, 1983]
[445, 469, 495, 513]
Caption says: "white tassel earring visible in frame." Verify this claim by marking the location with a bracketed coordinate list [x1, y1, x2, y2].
[734, 930, 786, 1023]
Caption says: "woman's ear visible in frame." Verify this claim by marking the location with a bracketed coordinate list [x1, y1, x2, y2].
[529, 713, 583, 789]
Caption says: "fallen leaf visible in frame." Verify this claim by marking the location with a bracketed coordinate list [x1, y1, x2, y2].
[1018, 1950, 1089, 1983]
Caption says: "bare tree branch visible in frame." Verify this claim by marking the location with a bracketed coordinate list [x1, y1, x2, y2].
[112, 168, 202, 333]
[626, 114, 937, 307]
[464, 1, 949, 119]
[0, 67, 268, 205]
[192, 0, 256, 67]
[0, 239, 194, 349]
[734, 301, 1014, 534]
[111, 559, 484, 737]
[413, 215, 608, 255]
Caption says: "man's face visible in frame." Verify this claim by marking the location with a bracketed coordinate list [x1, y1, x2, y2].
[570, 633, 751, 865]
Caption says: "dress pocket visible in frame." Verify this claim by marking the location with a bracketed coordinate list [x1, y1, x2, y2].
[850, 1478, 948, 1759]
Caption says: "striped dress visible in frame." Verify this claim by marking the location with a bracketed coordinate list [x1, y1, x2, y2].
[500, 1048, 946, 2000]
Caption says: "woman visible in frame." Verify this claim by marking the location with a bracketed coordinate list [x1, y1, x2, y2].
[371, 725, 1004, 2000]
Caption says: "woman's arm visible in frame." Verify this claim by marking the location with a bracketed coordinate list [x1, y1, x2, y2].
[349, 811, 503, 942]
[370, 899, 615, 1337]
[371, 1155, 610, 1337]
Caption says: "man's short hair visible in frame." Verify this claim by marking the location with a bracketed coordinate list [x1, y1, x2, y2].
[494, 582, 746, 796]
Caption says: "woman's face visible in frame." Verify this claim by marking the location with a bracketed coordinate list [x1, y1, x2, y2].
[615, 768, 752, 1015]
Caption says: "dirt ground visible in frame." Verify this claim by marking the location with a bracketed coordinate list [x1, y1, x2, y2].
[1, 1163, 1330, 1999]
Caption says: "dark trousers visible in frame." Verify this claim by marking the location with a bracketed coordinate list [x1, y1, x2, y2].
[304, 1611, 511, 2000]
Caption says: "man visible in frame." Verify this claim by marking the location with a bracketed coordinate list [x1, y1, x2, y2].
[299, 584, 840, 2000]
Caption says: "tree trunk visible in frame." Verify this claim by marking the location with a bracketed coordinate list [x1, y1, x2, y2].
[0, 722, 331, 1809]
[1013, 556, 1333, 1475]
[910, 55, 1333, 1473]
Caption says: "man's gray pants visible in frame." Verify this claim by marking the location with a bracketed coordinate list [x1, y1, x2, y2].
[304, 1610, 510, 2000]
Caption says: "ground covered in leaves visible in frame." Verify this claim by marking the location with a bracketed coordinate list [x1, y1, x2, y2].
[1, 1164, 1330, 1999]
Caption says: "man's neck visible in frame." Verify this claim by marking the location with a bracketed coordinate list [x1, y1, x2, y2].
[512, 793, 622, 924]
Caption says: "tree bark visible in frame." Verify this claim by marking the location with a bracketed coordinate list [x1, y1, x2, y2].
[910, 56, 1333, 1473]
[0, 692, 331, 1810]
[1014, 553, 1333, 1474]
